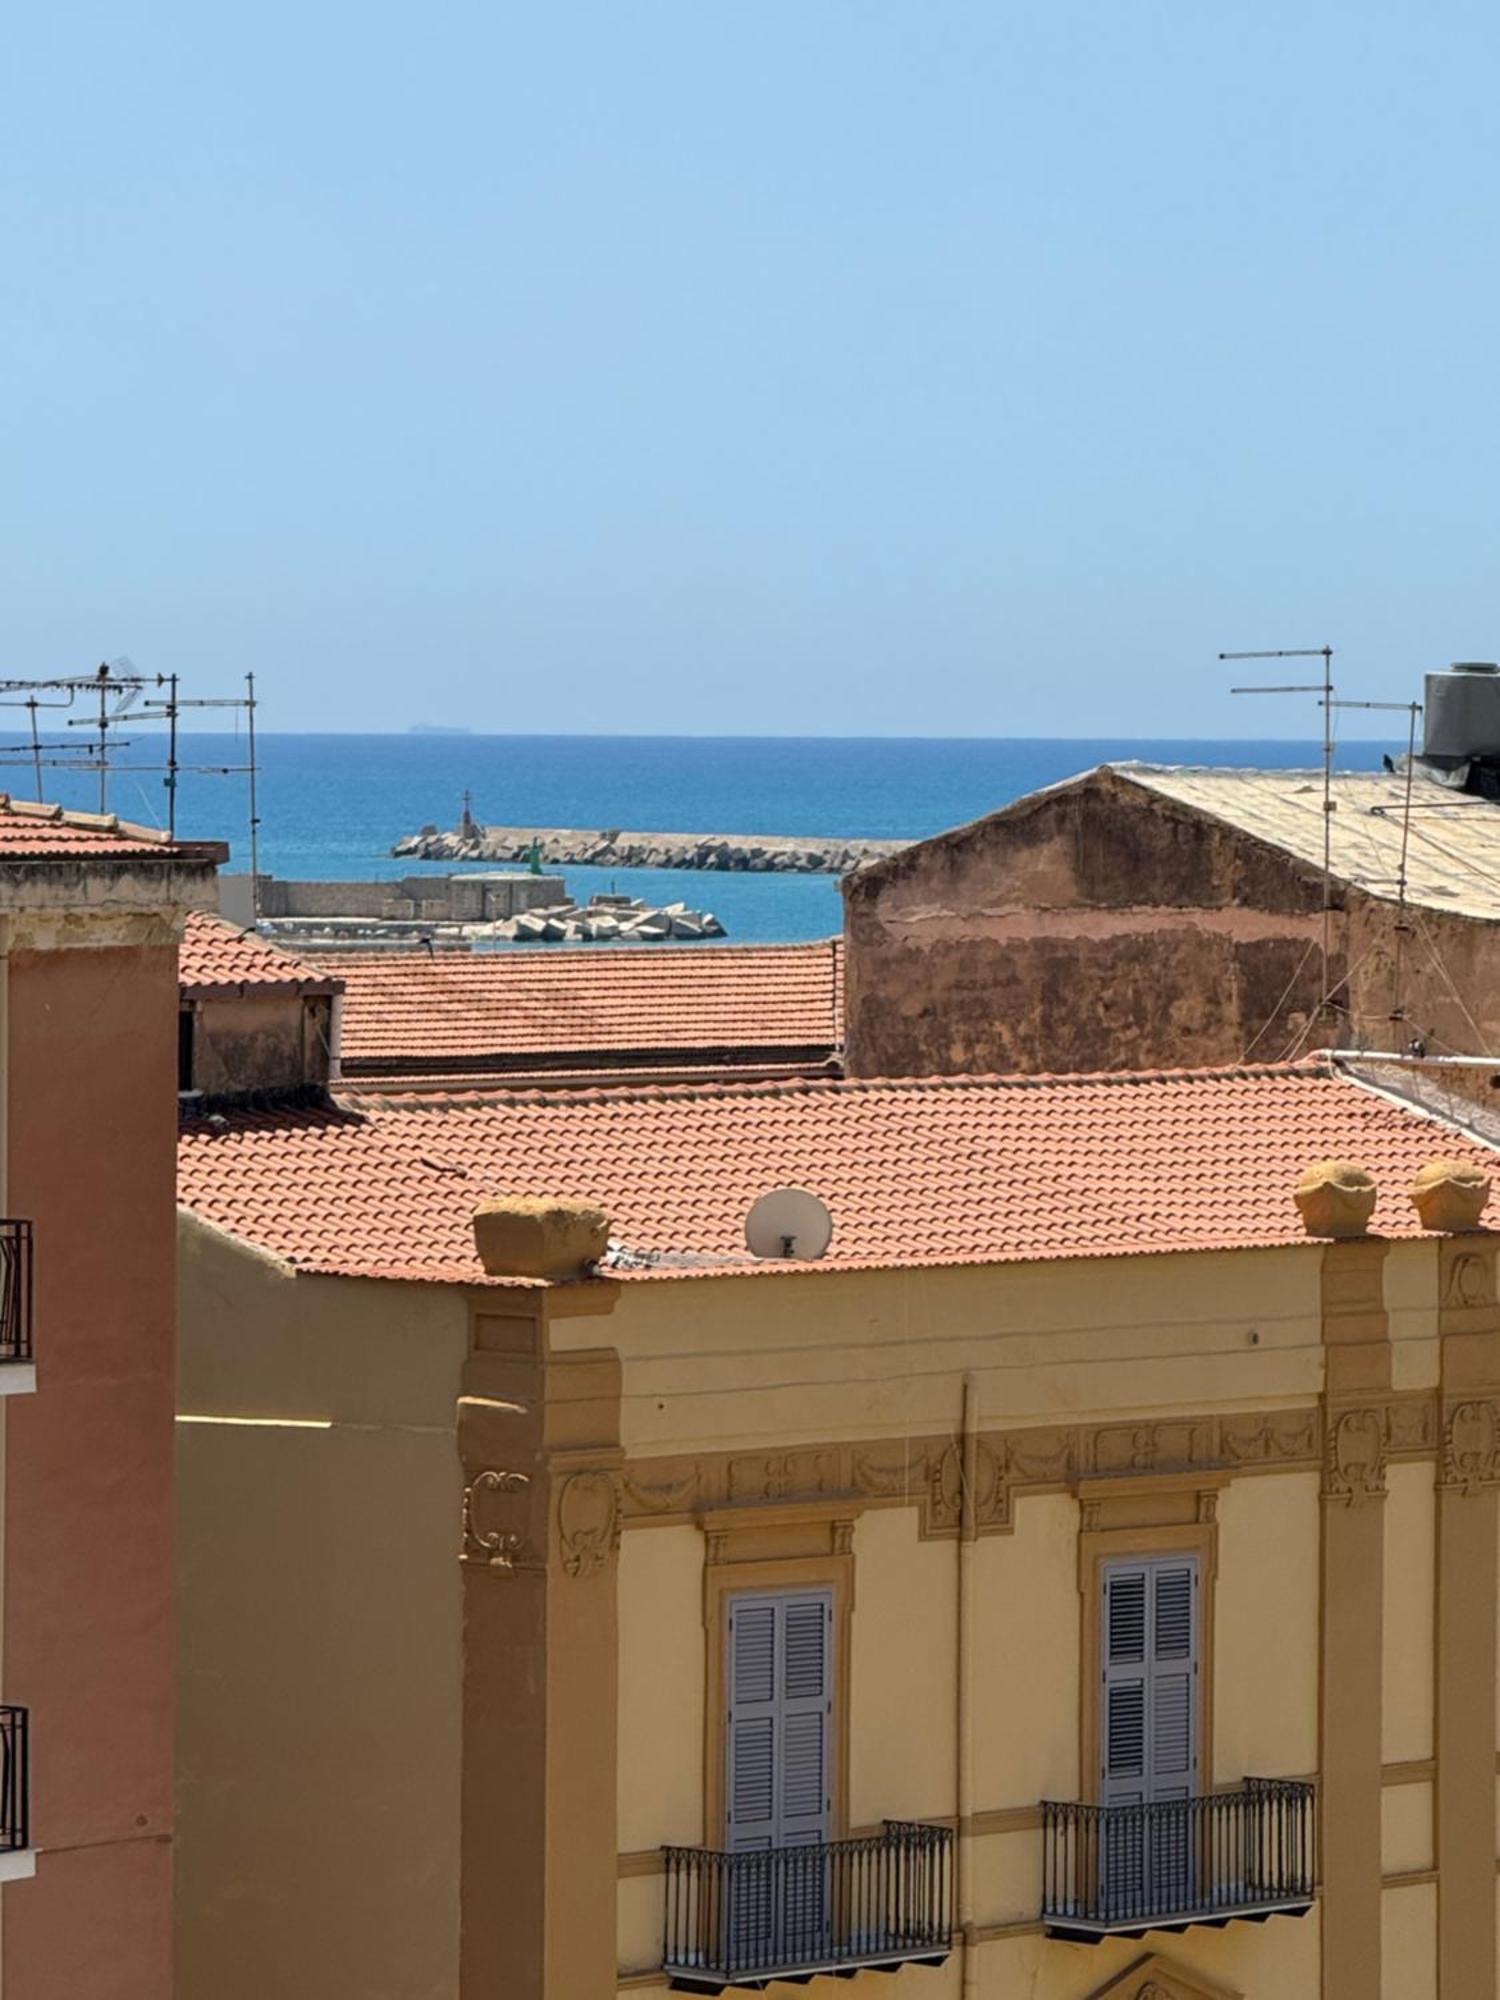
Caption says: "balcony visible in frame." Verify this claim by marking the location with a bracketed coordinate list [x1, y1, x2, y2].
[0, 1222, 31, 1370]
[0, 1707, 30, 1877]
[662, 1820, 953, 1992]
[1042, 1779, 1316, 1941]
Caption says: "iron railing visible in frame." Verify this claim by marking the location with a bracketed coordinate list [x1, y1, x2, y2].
[1042, 1779, 1315, 1938]
[0, 1708, 29, 1852]
[662, 1820, 953, 1989]
[0, 1223, 31, 1365]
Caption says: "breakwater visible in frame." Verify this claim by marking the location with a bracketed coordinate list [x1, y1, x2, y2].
[391, 823, 904, 874]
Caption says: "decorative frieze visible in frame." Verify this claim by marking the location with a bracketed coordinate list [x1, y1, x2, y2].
[618, 1402, 1375, 1539]
[616, 1392, 1450, 1537]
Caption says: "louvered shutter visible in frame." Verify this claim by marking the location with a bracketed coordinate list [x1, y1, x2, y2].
[1099, 1557, 1199, 1805]
[726, 1599, 779, 1851]
[1101, 1566, 1149, 1808]
[725, 1591, 833, 1850]
[780, 1597, 830, 1846]
[1149, 1563, 1198, 1802]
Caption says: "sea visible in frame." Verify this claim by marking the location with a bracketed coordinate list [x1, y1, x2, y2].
[15, 733, 1399, 946]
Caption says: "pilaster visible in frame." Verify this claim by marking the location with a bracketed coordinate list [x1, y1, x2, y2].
[1318, 1238, 1389, 2000]
[458, 1299, 622, 2000]
[1435, 1238, 1500, 2000]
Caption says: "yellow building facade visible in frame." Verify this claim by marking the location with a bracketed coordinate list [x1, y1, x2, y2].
[174, 1066, 1500, 2000]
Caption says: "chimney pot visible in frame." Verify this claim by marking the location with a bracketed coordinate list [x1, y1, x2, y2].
[472, 1197, 609, 1280]
[1295, 1160, 1378, 1238]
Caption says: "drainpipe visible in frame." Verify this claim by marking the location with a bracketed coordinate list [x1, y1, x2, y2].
[957, 1372, 979, 1996]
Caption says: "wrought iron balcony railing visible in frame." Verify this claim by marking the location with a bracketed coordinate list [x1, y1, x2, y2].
[0, 1223, 31, 1365]
[662, 1820, 953, 1991]
[1042, 1778, 1316, 1939]
[0, 1707, 29, 1852]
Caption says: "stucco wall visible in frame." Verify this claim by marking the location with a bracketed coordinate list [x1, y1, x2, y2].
[188, 992, 331, 1096]
[3, 942, 181, 2000]
[175, 1224, 467, 2000]
[606, 1247, 1333, 1996]
[577, 1248, 1324, 1460]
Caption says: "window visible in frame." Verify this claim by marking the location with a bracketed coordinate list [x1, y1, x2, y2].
[725, 1589, 833, 1851]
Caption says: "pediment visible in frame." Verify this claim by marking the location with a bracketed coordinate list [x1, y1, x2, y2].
[1083, 1949, 1244, 2000]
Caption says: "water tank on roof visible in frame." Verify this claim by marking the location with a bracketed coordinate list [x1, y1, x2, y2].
[1424, 662, 1500, 760]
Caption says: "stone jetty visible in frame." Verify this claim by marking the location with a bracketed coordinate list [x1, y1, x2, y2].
[507, 895, 726, 943]
[391, 821, 903, 874]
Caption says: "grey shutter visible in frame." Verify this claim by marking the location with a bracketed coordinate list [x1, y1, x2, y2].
[1100, 1557, 1199, 1805]
[1150, 1563, 1198, 1802]
[1101, 1566, 1149, 1807]
[726, 1598, 779, 1851]
[725, 1590, 833, 1851]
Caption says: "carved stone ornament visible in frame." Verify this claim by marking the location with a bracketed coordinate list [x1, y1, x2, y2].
[622, 1467, 702, 1515]
[1443, 1399, 1500, 1495]
[1082, 1946, 1244, 2000]
[728, 1450, 840, 1503]
[461, 1469, 535, 1571]
[1323, 1408, 1386, 1505]
[927, 1438, 1011, 1535]
[1443, 1249, 1496, 1310]
[558, 1469, 622, 1578]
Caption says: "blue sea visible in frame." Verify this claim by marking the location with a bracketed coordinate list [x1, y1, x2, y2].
[12, 734, 1398, 945]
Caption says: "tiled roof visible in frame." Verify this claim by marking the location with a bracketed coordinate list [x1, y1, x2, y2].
[180, 912, 344, 998]
[299, 940, 843, 1075]
[0, 796, 209, 859]
[175, 1060, 1500, 1287]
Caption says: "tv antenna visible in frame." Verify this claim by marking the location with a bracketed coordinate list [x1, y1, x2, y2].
[1222, 647, 1339, 1021]
[1224, 646, 1429, 1049]
[0, 663, 262, 913]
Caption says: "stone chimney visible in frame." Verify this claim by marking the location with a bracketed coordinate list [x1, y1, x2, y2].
[472, 1197, 609, 1279]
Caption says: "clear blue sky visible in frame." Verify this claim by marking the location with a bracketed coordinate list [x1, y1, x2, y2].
[3, 1, 1495, 736]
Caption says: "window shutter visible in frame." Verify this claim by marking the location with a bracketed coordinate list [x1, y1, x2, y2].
[1149, 1563, 1198, 1801]
[724, 1591, 833, 1852]
[779, 1597, 831, 1846]
[1101, 1566, 1149, 1807]
[1100, 1558, 1199, 1805]
[726, 1600, 778, 1851]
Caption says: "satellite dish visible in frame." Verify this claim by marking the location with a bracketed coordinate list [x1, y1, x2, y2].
[744, 1187, 833, 1261]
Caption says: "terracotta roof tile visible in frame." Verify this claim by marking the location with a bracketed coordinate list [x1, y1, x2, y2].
[301, 940, 843, 1073]
[0, 795, 194, 858]
[180, 912, 344, 998]
[176, 1060, 1500, 1287]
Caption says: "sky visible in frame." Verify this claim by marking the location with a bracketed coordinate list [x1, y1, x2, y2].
[2, 1, 1497, 737]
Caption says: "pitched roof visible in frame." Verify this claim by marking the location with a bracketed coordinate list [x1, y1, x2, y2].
[176, 1059, 1500, 1288]
[179, 912, 344, 999]
[847, 762, 1500, 924]
[0, 796, 218, 861]
[299, 940, 843, 1079]
[1113, 765, 1500, 921]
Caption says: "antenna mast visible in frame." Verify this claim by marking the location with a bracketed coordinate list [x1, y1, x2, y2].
[1222, 646, 1337, 1019]
[0, 665, 261, 890]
